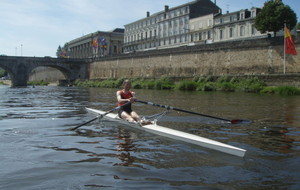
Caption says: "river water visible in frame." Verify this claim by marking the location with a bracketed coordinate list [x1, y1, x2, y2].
[0, 85, 299, 190]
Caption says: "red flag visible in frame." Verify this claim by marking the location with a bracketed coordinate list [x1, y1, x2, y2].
[285, 27, 297, 55]
[92, 39, 98, 49]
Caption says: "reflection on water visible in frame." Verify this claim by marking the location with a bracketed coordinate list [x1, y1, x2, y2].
[0, 85, 299, 189]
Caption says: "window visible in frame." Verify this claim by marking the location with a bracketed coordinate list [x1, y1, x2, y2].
[208, 19, 212, 27]
[219, 29, 223, 40]
[229, 28, 234, 38]
[207, 31, 211, 39]
[240, 26, 245, 36]
[251, 25, 256, 35]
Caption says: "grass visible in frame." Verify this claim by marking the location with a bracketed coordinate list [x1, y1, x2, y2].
[73, 77, 300, 96]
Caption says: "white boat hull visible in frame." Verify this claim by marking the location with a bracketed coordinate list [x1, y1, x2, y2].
[86, 107, 246, 157]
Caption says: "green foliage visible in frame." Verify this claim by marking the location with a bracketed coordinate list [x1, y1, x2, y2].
[143, 80, 156, 89]
[297, 22, 300, 30]
[235, 77, 266, 93]
[0, 69, 7, 78]
[131, 81, 143, 89]
[255, 0, 297, 36]
[73, 77, 299, 96]
[260, 86, 278, 94]
[217, 82, 236, 92]
[216, 76, 230, 83]
[260, 86, 300, 95]
[197, 82, 217, 91]
[175, 80, 198, 91]
[275, 86, 300, 95]
[154, 77, 174, 90]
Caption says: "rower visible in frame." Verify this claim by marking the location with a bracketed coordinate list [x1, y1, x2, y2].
[116, 79, 152, 125]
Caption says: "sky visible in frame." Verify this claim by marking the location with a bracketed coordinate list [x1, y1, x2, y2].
[0, 0, 299, 57]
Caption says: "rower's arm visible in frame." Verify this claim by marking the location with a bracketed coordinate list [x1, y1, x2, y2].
[117, 91, 130, 103]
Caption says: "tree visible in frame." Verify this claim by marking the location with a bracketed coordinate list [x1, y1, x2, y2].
[255, 0, 297, 37]
[56, 45, 62, 58]
[297, 22, 300, 30]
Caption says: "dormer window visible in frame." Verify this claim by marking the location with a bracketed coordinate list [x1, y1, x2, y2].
[240, 13, 244, 19]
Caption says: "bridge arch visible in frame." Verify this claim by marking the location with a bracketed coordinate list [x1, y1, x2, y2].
[0, 56, 88, 87]
[29, 65, 73, 83]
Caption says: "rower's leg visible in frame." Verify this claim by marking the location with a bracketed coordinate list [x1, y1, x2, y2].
[130, 111, 141, 122]
[131, 111, 152, 125]
[121, 111, 136, 122]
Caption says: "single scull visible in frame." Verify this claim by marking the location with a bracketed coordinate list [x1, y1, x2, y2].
[86, 107, 246, 157]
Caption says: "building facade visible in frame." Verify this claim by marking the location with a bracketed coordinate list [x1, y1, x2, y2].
[213, 8, 265, 42]
[189, 13, 214, 44]
[58, 28, 124, 58]
[123, 0, 221, 53]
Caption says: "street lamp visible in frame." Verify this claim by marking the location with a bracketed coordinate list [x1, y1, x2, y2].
[21, 44, 23, 56]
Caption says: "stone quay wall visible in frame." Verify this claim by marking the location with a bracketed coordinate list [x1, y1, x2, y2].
[89, 37, 300, 84]
[28, 36, 300, 86]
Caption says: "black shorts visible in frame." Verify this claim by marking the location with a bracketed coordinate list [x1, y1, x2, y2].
[118, 105, 132, 118]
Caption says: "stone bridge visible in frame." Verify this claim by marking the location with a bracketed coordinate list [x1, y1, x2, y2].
[0, 56, 89, 86]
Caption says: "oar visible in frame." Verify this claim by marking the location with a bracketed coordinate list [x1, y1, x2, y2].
[136, 100, 248, 124]
[71, 102, 131, 130]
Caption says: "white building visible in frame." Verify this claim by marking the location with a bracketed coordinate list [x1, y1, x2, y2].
[123, 0, 221, 53]
[213, 7, 266, 42]
[189, 13, 215, 44]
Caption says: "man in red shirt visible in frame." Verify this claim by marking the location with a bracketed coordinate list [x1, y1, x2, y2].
[116, 79, 143, 123]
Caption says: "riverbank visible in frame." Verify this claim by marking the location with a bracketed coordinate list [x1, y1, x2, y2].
[0, 80, 11, 86]
[74, 76, 300, 96]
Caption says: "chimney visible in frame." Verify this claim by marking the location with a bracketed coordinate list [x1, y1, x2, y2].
[165, 5, 169, 12]
[147, 11, 150, 17]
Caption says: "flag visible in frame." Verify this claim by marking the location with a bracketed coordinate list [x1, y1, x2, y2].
[60, 50, 67, 58]
[285, 27, 297, 55]
[98, 37, 107, 49]
[92, 39, 98, 49]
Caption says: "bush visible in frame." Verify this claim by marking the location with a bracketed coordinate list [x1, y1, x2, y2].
[143, 80, 156, 89]
[276, 86, 300, 95]
[260, 86, 277, 94]
[217, 82, 236, 92]
[236, 77, 265, 93]
[155, 77, 174, 90]
[175, 80, 198, 91]
[197, 82, 217, 91]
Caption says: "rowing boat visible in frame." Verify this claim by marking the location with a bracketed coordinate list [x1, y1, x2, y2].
[86, 107, 247, 157]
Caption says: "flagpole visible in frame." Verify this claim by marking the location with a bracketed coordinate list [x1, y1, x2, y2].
[283, 23, 286, 74]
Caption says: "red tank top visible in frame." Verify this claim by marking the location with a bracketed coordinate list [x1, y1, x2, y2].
[118, 90, 133, 106]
